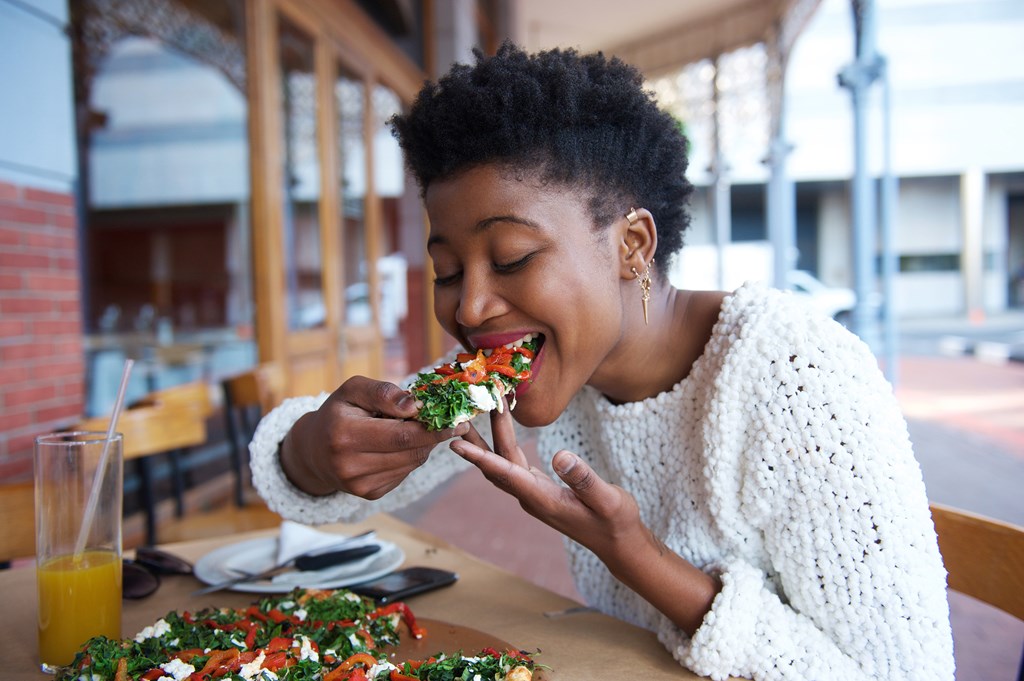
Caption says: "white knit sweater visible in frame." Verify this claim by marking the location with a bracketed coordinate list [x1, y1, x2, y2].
[250, 283, 954, 681]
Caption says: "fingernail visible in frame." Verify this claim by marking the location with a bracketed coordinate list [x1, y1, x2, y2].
[398, 394, 420, 411]
[553, 452, 577, 475]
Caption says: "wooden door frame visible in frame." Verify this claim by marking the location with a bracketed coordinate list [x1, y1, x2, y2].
[247, 0, 437, 396]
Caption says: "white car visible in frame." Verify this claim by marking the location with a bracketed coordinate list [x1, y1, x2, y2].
[787, 270, 857, 323]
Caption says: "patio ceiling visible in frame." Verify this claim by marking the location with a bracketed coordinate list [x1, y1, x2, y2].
[511, 0, 820, 77]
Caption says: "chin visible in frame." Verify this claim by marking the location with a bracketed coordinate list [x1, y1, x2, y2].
[510, 399, 561, 428]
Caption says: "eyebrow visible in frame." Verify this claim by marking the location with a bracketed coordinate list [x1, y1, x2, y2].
[427, 214, 543, 249]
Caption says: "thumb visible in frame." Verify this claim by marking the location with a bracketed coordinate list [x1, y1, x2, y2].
[552, 450, 597, 494]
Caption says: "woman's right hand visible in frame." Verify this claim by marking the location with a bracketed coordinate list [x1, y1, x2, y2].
[278, 376, 469, 498]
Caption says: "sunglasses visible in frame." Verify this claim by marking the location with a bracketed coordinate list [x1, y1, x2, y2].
[123, 547, 194, 599]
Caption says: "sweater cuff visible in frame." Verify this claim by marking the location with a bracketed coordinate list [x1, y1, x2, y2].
[248, 393, 378, 525]
[657, 559, 761, 680]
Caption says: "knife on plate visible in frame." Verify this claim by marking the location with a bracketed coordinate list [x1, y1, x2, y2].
[193, 530, 378, 596]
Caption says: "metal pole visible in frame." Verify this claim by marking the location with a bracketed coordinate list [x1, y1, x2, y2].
[710, 56, 732, 290]
[765, 20, 797, 291]
[879, 57, 899, 384]
[838, 0, 882, 351]
[766, 138, 796, 290]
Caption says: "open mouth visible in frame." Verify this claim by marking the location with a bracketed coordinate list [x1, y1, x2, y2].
[479, 332, 543, 357]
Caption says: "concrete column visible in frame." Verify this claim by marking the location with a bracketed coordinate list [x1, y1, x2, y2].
[431, 0, 478, 77]
[709, 56, 732, 290]
[960, 168, 987, 321]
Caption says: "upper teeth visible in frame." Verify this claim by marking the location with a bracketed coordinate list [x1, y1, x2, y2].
[504, 332, 535, 350]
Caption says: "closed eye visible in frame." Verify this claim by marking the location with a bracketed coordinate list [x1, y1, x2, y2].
[493, 253, 535, 274]
[433, 271, 461, 286]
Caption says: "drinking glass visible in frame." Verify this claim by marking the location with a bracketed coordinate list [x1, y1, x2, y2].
[34, 431, 123, 673]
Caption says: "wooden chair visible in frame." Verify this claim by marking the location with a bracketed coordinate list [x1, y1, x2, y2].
[77, 402, 207, 546]
[221, 363, 285, 506]
[930, 503, 1024, 679]
[128, 381, 215, 516]
[0, 481, 35, 566]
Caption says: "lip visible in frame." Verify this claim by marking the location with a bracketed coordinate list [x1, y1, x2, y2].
[466, 331, 538, 350]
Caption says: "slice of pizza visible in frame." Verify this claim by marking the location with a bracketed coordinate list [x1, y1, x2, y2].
[411, 334, 540, 431]
[56, 588, 422, 681]
[56, 587, 544, 681]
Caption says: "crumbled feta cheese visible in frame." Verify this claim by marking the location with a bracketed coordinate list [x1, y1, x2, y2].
[168, 638, 179, 647]
[159, 658, 195, 681]
[231, 637, 246, 648]
[467, 383, 497, 412]
[344, 592, 362, 602]
[297, 635, 318, 662]
[134, 618, 171, 642]
[293, 607, 308, 621]
[277, 600, 295, 609]
[367, 661, 398, 677]
[239, 651, 280, 681]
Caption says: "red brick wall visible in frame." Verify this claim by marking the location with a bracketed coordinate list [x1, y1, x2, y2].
[0, 179, 84, 481]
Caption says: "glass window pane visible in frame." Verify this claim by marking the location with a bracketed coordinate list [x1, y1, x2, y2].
[278, 17, 324, 330]
[79, 0, 254, 414]
[335, 65, 370, 327]
[373, 84, 429, 380]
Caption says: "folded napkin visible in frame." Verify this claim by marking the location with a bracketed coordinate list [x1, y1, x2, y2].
[275, 520, 377, 564]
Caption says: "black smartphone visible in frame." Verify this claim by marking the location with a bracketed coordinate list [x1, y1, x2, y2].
[348, 566, 458, 604]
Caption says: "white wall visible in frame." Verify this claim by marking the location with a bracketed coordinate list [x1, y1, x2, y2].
[0, 1, 76, 192]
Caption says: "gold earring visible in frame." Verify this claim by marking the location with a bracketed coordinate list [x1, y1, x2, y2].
[625, 207, 639, 225]
[630, 258, 654, 325]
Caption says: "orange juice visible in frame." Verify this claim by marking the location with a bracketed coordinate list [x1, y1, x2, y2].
[37, 550, 122, 668]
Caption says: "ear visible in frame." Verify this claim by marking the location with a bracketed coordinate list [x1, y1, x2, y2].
[617, 207, 658, 279]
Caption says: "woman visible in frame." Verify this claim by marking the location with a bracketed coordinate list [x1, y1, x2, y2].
[251, 43, 954, 680]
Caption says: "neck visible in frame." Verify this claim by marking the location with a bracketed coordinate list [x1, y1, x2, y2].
[590, 286, 701, 405]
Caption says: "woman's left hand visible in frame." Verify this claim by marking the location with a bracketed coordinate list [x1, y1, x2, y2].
[449, 402, 645, 564]
[450, 400, 721, 636]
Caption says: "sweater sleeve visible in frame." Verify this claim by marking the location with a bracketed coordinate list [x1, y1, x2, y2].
[248, 392, 472, 526]
[658, 295, 954, 681]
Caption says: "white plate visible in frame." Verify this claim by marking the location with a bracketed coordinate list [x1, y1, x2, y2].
[194, 537, 405, 594]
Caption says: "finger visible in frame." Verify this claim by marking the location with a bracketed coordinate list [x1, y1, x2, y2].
[489, 398, 529, 468]
[460, 423, 493, 451]
[552, 450, 611, 509]
[450, 439, 533, 495]
[341, 376, 421, 419]
[342, 411, 468, 455]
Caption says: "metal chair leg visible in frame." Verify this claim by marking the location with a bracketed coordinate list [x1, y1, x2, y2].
[223, 390, 246, 507]
[169, 449, 186, 517]
[137, 457, 156, 546]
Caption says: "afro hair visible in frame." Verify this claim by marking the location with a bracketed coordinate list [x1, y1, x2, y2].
[389, 42, 693, 263]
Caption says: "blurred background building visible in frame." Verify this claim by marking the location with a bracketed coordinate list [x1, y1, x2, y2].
[1, 0, 1022, 484]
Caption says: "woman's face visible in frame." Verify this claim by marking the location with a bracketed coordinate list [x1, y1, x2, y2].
[425, 164, 627, 427]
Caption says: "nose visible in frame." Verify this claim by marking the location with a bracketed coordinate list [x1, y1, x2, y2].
[455, 268, 510, 328]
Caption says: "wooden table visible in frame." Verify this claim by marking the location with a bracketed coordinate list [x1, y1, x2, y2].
[3, 514, 728, 680]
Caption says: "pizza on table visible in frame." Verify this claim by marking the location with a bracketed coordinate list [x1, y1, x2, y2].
[57, 588, 540, 681]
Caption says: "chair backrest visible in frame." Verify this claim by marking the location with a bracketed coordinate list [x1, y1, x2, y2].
[130, 380, 215, 420]
[0, 481, 36, 563]
[76, 402, 207, 461]
[930, 502, 1024, 621]
[223, 362, 285, 414]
